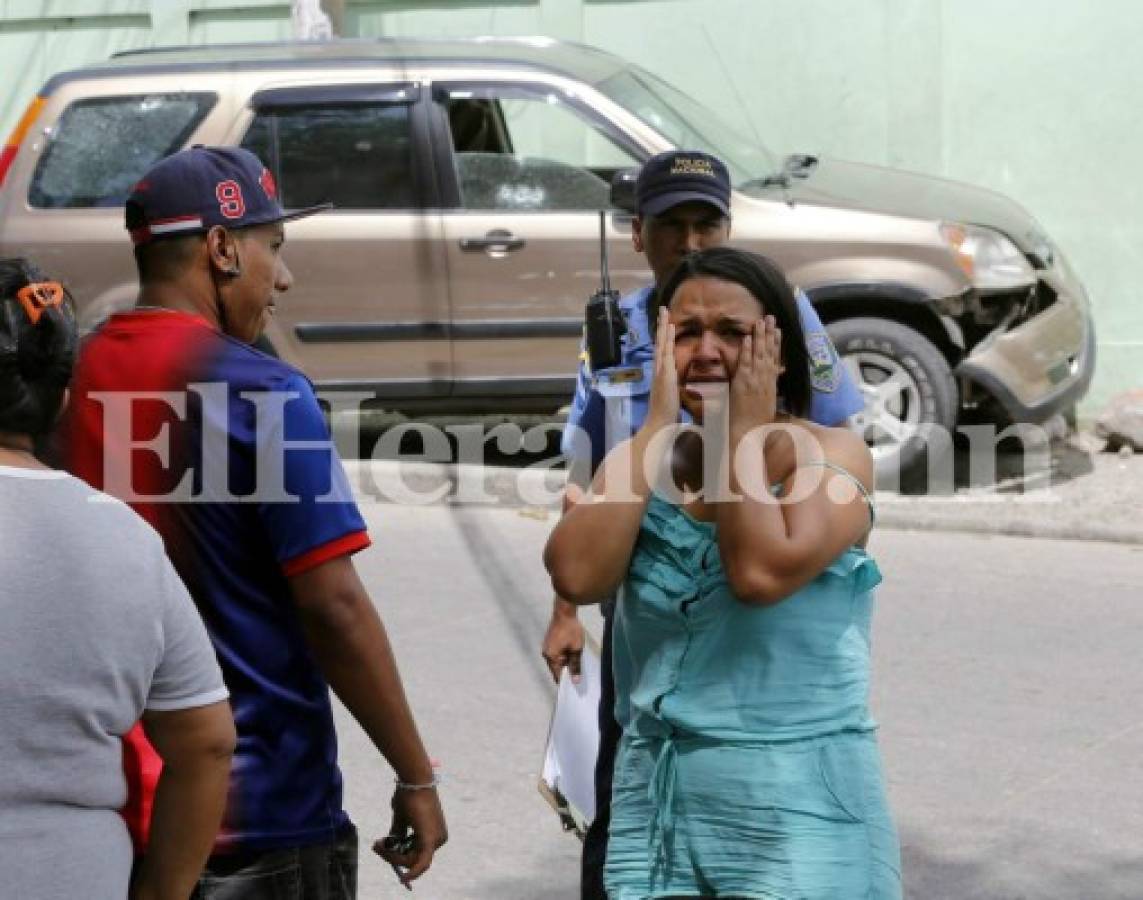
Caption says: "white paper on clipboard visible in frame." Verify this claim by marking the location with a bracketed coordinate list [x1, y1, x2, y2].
[538, 633, 601, 838]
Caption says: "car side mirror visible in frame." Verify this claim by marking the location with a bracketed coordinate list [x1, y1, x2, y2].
[610, 168, 638, 214]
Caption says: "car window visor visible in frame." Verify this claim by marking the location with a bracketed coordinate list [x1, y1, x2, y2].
[251, 83, 420, 109]
[432, 83, 572, 104]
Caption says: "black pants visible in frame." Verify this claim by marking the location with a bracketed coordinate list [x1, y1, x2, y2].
[191, 826, 357, 900]
[582, 602, 622, 900]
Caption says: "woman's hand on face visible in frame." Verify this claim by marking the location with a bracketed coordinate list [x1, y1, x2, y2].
[645, 307, 680, 432]
[729, 315, 784, 436]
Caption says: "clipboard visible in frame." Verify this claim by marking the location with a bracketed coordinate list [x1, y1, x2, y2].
[538, 632, 602, 840]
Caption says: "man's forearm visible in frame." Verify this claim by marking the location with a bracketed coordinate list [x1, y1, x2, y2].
[301, 592, 433, 784]
[547, 465, 591, 615]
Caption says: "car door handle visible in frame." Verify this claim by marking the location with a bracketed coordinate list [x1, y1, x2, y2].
[459, 230, 526, 253]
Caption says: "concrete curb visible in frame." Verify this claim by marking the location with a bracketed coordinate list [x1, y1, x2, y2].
[873, 502, 1143, 545]
[343, 460, 1143, 546]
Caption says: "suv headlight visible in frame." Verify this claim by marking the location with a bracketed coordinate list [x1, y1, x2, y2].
[939, 222, 1036, 291]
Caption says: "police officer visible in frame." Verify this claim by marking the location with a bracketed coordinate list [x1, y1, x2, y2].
[541, 149, 864, 900]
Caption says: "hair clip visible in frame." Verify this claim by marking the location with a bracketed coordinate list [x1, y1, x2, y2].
[15, 281, 64, 326]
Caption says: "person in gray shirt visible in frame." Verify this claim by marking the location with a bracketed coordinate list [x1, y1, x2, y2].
[0, 257, 236, 900]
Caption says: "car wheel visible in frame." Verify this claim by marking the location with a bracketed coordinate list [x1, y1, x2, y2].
[826, 317, 958, 485]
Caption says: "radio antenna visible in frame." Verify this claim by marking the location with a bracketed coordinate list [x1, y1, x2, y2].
[599, 210, 611, 294]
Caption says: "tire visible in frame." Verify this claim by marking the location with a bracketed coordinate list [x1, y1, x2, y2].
[826, 317, 958, 488]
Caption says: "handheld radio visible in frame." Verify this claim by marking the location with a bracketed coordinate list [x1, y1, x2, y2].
[583, 210, 626, 372]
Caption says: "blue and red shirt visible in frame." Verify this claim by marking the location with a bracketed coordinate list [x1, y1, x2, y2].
[63, 310, 368, 852]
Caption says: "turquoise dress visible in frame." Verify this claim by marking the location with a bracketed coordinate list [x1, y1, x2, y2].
[605, 492, 901, 899]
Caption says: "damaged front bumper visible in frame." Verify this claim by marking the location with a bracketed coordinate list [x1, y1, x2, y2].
[950, 274, 1096, 423]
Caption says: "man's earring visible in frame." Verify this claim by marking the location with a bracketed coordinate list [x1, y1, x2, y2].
[227, 246, 243, 277]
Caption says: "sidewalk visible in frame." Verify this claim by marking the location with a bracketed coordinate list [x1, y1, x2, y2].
[343, 432, 1143, 546]
[875, 433, 1143, 545]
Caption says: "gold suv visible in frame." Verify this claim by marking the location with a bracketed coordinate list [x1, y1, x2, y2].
[0, 37, 1095, 477]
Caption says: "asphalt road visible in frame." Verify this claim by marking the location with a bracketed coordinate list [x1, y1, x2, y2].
[334, 500, 1143, 899]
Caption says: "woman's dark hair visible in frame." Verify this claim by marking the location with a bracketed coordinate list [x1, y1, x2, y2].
[652, 247, 813, 417]
[0, 258, 78, 437]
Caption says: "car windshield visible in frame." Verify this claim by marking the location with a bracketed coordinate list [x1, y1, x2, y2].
[595, 66, 779, 189]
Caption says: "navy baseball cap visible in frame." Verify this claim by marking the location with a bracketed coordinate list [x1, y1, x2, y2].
[635, 150, 731, 218]
[125, 146, 330, 245]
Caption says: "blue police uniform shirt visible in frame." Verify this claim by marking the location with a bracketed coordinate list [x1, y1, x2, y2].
[561, 285, 865, 471]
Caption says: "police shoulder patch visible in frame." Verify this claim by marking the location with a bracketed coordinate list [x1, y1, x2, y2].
[806, 331, 841, 393]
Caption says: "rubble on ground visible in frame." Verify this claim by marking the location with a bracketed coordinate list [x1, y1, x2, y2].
[1094, 389, 1143, 453]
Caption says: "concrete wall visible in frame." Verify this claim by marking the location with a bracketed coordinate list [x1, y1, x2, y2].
[1, 0, 1138, 409]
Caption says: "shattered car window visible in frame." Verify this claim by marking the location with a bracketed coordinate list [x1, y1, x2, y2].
[455, 153, 609, 210]
[444, 89, 638, 211]
[29, 94, 216, 208]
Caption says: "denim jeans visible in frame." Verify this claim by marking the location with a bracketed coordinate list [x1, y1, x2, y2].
[192, 826, 357, 900]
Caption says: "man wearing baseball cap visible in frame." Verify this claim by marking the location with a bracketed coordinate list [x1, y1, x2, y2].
[540, 149, 864, 899]
[62, 146, 446, 896]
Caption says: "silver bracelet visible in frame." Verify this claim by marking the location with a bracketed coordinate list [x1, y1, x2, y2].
[394, 773, 441, 791]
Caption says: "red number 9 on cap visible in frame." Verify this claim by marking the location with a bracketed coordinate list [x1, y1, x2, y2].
[216, 180, 246, 219]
